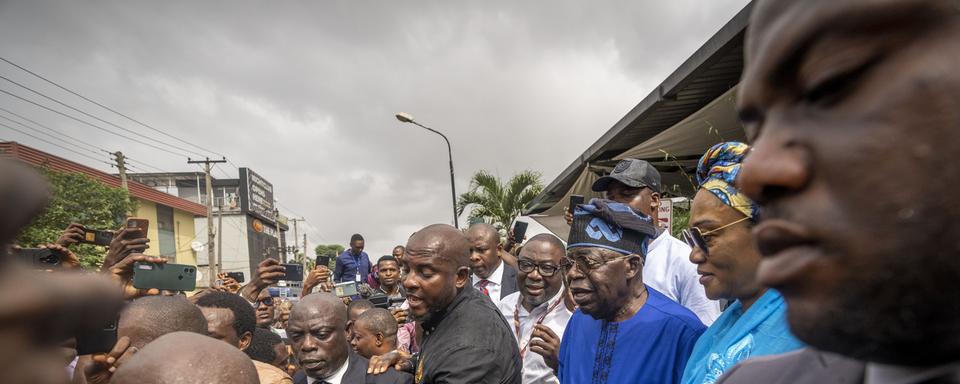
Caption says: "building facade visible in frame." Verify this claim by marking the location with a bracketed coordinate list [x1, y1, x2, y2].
[0, 141, 206, 265]
[129, 167, 289, 285]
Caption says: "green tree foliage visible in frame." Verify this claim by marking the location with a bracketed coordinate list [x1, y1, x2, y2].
[314, 244, 344, 268]
[456, 170, 544, 232]
[16, 168, 137, 269]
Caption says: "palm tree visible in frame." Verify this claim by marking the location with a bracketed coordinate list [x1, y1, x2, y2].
[456, 170, 544, 231]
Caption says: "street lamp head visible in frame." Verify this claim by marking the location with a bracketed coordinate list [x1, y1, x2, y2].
[395, 112, 415, 124]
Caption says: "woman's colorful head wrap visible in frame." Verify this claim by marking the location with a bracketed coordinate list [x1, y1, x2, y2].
[696, 142, 759, 219]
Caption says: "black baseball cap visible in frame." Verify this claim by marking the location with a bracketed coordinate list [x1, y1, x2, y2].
[591, 159, 661, 193]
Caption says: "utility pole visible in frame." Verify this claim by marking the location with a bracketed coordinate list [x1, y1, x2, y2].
[288, 217, 305, 254]
[113, 151, 128, 191]
[303, 233, 308, 269]
[188, 157, 227, 287]
[216, 197, 223, 279]
[274, 207, 284, 262]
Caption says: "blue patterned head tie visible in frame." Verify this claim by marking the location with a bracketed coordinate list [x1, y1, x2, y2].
[696, 142, 759, 219]
[567, 199, 657, 256]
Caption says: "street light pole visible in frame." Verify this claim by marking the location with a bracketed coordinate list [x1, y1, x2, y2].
[396, 113, 459, 228]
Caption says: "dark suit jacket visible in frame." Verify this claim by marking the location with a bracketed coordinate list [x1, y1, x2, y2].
[717, 348, 865, 384]
[718, 348, 960, 384]
[499, 263, 519, 300]
[293, 352, 412, 384]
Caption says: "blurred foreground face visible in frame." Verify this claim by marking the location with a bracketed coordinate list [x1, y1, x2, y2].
[737, 0, 960, 365]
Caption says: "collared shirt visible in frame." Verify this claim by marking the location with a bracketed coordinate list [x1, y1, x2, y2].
[497, 290, 572, 384]
[417, 286, 522, 383]
[472, 259, 505, 307]
[558, 286, 706, 384]
[307, 355, 348, 384]
[379, 285, 406, 300]
[646, 230, 721, 325]
[333, 250, 371, 283]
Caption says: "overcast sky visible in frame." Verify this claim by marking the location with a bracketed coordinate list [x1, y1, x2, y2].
[0, 0, 749, 257]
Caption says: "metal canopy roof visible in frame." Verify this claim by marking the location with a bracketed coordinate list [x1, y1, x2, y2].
[527, 2, 752, 214]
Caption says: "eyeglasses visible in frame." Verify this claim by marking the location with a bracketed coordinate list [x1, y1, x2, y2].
[681, 216, 751, 256]
[559, 253, 633, 273]
[257, 297, 275, 307]
[517, 259, 561, 277]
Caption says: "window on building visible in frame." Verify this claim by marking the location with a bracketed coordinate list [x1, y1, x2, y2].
[156, 204, 177, 261]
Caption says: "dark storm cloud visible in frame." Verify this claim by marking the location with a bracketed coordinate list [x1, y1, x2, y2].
[0, 0, 749, 254]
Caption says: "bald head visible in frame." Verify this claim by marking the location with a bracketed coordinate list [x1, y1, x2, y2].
[407, 224, 471, 268]
[120, 295, 208, 350]
[466, 223, 500, 243]
[111, 332, 258, 384]
[293, 292, 348, 325]
[527, 233, 565, 253]
[288, 293, 351, 379]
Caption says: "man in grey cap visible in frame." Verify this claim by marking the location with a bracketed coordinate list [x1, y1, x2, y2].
[567, 158, 720, 325]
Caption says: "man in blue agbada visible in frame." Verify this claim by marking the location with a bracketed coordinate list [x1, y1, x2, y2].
[558, 199, 706, 384]
[680, 142, 803, 384]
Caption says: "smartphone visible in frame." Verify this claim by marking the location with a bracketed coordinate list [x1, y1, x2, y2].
[132, 262, 197, 292]
[12, 248, 60, 268]
[80, 228, 114, 246]
[334, 281, 358, 298]
[316, 255, 331, 268]
[569, 195, 585, 214]
[225, 271, 245, 283]
[512, 221, 529, 244]
[281, 263, 304, 282]
[125, 217, 149, 237]
[76, 317, 119, 355]
[76, 316, 118, 355]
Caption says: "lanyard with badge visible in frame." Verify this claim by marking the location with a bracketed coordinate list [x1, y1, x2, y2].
[353, 252, 362, 282]
[513, 296, 563, 359]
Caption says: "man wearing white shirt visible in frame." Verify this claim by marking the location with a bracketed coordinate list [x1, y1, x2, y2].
[288, 293, 411, 384]
[580, 158, 721, 325]
[497, 234, 572, 384]
[468, 223, 519, 308]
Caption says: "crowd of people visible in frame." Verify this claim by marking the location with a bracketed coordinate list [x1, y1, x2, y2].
[4, 0, 960, 383]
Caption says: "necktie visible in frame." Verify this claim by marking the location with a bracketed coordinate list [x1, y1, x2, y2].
[477, 279, 491, 296]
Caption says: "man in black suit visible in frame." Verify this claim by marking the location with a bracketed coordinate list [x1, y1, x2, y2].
[288, 293, 411, 384]
[717, 0, 960, 382]
[466, 223, 519, 308]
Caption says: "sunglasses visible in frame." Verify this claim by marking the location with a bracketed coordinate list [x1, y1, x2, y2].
[681, 216, 751, 256]
[257, 297, 275, 307]
[559, 253, 633, 273]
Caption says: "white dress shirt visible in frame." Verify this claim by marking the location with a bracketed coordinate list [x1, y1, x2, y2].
[307, 355, 348, 384]
[473, 259, 505, 307]
[497, 290, 573, 384]
[645, 230, 721, 325]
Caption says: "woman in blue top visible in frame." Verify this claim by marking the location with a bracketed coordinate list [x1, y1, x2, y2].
[679, 142, 804, 384]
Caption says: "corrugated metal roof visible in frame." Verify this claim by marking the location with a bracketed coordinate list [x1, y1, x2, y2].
[527, 2, 752, 214]
[0, 141, 208, 216]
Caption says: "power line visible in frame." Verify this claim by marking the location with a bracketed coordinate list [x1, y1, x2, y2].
[125, 156, 170, 173]
[0, 74, 207, 158]
[0, 57, 228, 159]
[0, 108, 108, 155]
[0, 107, 174, 174]
[0, 120, 111, 166]
[0, 87, 189, 158]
